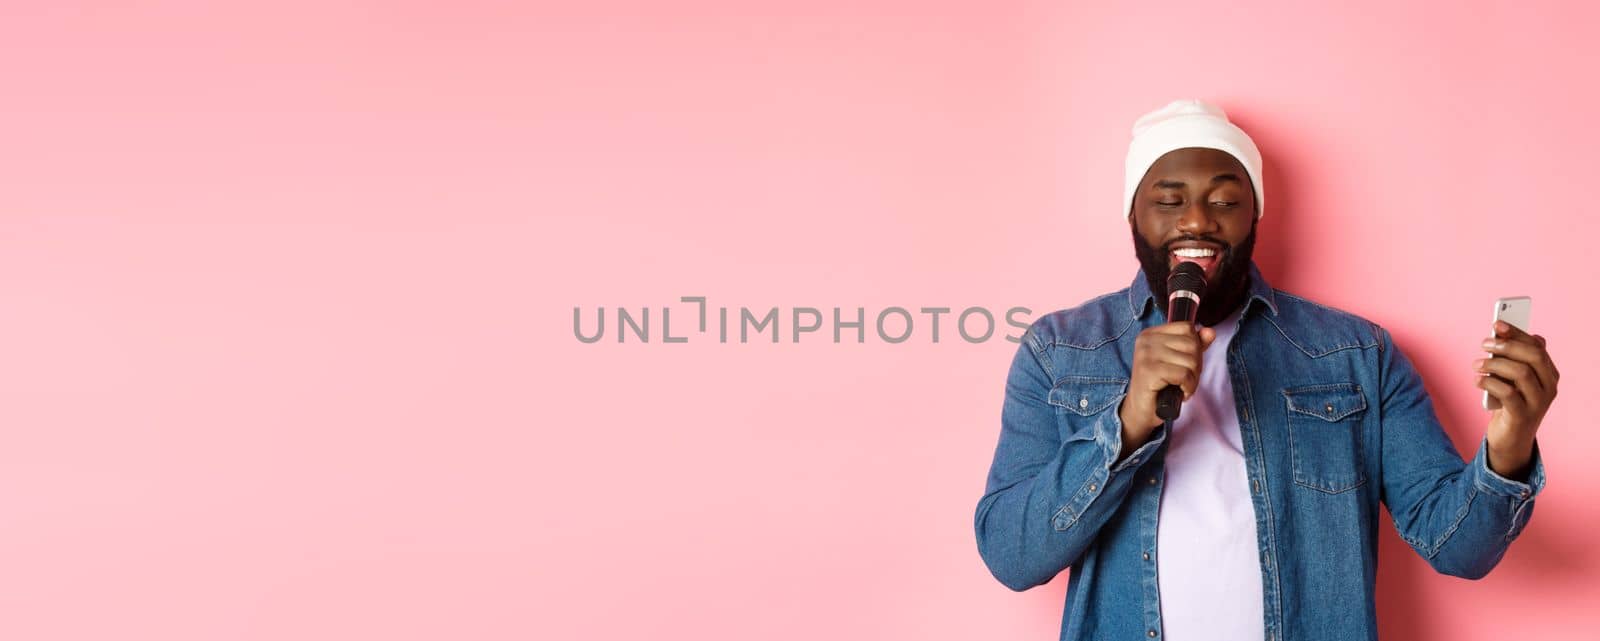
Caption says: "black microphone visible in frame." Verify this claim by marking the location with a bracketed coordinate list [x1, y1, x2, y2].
[1155, 261, 1206, 422]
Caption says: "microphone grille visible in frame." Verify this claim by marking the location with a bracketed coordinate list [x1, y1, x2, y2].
[1167, 261, 1207, 294]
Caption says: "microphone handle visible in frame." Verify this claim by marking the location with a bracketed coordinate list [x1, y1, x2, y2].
[1155, 290, 1201, 422]
[1156, 385, 1183, 421]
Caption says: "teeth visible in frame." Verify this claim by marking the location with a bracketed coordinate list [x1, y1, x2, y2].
[1172, 247, 1217, 258]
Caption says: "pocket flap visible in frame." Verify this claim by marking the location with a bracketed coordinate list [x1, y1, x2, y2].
[1047, 377, 1128, 416]
[1284, 384, 1367, 421]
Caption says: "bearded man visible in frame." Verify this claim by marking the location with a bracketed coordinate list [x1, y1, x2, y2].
[973, 99, 1556, 641]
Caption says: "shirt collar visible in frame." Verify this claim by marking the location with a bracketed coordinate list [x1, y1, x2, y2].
[1127, 260, 1279, 321]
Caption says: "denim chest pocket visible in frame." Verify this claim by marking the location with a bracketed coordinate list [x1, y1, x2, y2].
[1047, 377, 1127, 440]
[1283, 383, 1368, 494]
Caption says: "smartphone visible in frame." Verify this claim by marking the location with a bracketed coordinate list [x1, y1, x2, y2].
[1483, 296, 1533, 410]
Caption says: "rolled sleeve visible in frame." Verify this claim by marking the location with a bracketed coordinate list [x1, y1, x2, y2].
[1107, 413, 1167, 474]
[1468, 436, 1546, 541]
[1471, 436, 1545, 497]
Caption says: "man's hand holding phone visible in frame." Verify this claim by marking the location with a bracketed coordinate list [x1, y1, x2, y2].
[1475, 317, 1559, 481]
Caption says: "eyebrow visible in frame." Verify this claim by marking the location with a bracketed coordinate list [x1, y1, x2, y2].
[1152, 173, 1241, 190]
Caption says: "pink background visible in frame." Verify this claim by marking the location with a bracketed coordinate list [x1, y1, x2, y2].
[3, 1, 1597, 639]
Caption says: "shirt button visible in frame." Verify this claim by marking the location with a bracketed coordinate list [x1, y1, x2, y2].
[1148, 477, 1157, 485]
[1520, 489, 1530, 498]
[1148, 630, 1157, 638]
[1088, 483, 1098, 491]
[1252, 479, 1261, 493]
[1079, 397, 1088, 409]
[1325, 403, 1335, 414]
[1143, 552, 1150, 560]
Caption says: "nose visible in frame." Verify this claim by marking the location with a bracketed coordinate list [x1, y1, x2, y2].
[1176, 201, 1218, 236]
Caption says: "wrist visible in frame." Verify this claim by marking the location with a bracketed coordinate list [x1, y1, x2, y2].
[1486, 437, 1535, 480]
[1117, 408, 1155, 461]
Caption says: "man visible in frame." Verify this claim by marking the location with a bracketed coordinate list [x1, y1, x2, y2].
[973, 99, 1555, 641]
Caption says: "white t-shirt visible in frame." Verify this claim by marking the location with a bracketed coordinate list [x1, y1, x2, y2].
[1156, 306, 1265, 640]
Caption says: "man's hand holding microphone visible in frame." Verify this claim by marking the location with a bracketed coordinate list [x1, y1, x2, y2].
[1117, 261, 1211, 462]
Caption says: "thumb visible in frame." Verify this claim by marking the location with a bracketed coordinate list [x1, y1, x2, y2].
[1198, 326, 1217, 349]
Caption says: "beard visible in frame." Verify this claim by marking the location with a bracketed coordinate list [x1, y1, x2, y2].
[1131, 220, 1257, 327]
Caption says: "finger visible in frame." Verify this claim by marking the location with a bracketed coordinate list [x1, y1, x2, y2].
[1493, 320, 1538, 344]
[1481, 338, 1558, 391]
[1149, 321, 1202, 336]
[1150, 362, 1199, 398]
[1152, 350, 1203, 380]
[1149, 335, 1203, 361]
[1137, 360, 1185, 391]
[1151, 333, 1203, 356]
[1476, 373, 1529, 415]
[1532, 334, 1561, 383]
[1476, 356, 1544, 401]
[1198, 326, 1217, 350]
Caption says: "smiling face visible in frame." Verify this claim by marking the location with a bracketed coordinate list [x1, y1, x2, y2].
[1129, 147, 1259, 325]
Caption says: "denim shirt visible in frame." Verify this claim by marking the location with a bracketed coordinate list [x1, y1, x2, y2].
[973, 262, 1546, 641]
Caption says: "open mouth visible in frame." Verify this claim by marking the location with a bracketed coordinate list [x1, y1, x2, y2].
[1168, 245, 1223, 280]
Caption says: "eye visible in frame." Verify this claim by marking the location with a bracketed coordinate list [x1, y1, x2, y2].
[1210, 201, 1238, 208]
[1156, 201, 1182, 207]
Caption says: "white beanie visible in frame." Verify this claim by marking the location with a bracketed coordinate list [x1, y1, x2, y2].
[1124, 99, 1264, 220]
